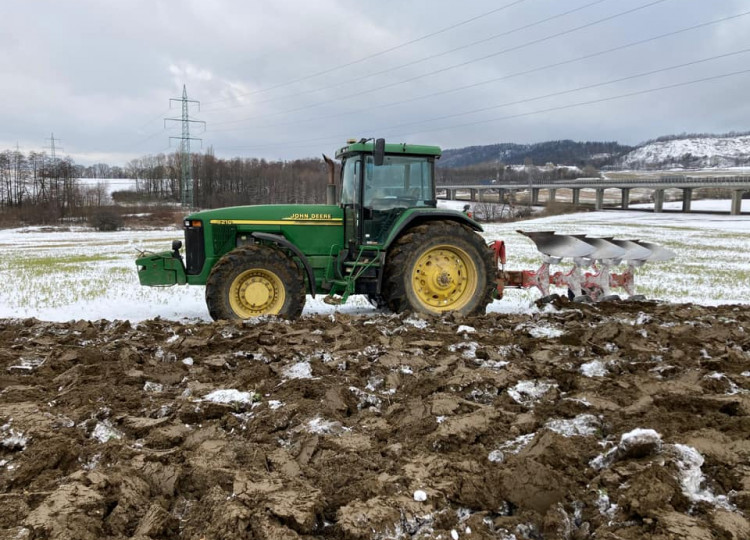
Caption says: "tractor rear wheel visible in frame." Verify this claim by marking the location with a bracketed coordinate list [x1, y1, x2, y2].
[205, 245, 305, 320]
[382, 220, 495, 316]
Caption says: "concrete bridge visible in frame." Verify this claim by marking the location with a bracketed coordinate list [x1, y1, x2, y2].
[437, 176, 750, 215]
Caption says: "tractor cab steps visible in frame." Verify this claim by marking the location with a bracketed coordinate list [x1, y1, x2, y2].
[323, 249, 383, 305]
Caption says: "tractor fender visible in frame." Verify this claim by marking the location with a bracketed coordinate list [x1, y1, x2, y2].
[377, 210, 484, 295]
[250, 232, 316, 298]
[382, 209, 483, 251]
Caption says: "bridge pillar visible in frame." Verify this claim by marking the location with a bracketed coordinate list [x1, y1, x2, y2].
[595, 188, 604, 210]
[497, 188, 506, 203]
[621, 188, 630, 209]
[682, 188, 692, 212]
[654, 189, 665, 213]
[548, 188, 557, 204]
[531, 188, 540, 205]
[470, 189, 477, 202]
[478, 189, 484, 202]
[572, 188, 580, 205]
[731, 190, 744, 215]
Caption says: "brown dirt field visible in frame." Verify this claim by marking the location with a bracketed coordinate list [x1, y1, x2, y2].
[1, 300, 749, 539]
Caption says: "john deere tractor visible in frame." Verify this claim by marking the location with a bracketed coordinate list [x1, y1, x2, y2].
[136, 139, 495, 320]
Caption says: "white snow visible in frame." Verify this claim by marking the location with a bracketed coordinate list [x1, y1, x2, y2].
[595, 490, 618, 520]
[403, 316, 429, 329]
[620, 428, 662, 450]
[508, 380, 556, 407]
[618, 135, 750, 169]
[91, 420, 123, 443]
[0, 206, 747, 323]
[526, 324, 564, 339]
[580, 360, 608, 378]
[488, 433, 537, 463]
[143, 381, 163, 393]
[201, 389, 256, 405]
[448, 341, 479, 360]
[268, 400, 284, 410]
[456, 325, 476, 334]
[545, 414, 600, 437]
[488, 450, 504, 463]
[282, 361, 314, 380]
[0, 429, 28, 450]
[306, 416, 347, 435]
[413, 490, 428, 502]
[673, 444, 734, 509]
[590, 428, 662, 469]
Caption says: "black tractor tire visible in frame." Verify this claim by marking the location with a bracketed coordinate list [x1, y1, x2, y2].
[205, 244, 305, 321]
[382, 220, 495, 316]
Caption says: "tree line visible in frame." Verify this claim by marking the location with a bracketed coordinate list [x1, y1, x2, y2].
[0, 145, 598, 226]
[0, 149, 106, 224]
[120, 149, 331, 208]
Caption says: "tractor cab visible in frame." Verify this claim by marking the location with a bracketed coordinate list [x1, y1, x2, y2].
[336, 139, 441, 247]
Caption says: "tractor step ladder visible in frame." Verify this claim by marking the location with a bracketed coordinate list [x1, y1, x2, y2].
[324, 248, 381, 305]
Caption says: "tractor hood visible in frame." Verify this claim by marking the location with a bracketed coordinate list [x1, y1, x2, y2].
[186, 204, 343, 226]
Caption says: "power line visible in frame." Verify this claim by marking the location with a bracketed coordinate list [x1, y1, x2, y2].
[206, 0, 670, 126]
[201, 0, 531, 107]
[205, 0, 612, 115]
[395, 68, 750, 139]
[222, 68, 750, 152]
[366, 48, 750, 134]
[208, 10, 750, 135]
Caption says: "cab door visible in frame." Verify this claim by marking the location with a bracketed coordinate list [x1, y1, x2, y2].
[340, 155, 362, 253]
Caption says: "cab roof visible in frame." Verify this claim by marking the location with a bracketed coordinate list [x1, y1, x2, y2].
[335, 140, 442, 160]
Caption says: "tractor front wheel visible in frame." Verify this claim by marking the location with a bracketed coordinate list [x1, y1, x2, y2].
[205, 245, 305, 320]
[382, 220, 495, 316]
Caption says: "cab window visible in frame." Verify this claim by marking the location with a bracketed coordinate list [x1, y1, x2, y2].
[363, 155, 432, 209]
[340, 156, 360, 205]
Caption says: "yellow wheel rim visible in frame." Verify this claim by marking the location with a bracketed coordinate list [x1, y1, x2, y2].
[228, 269, 286, 318]
[411, 244, 478, 312]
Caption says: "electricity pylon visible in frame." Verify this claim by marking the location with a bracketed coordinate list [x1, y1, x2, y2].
[165, 86, 205, 208]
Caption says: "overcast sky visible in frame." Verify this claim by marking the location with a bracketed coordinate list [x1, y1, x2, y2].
[2, 0, 749, 165]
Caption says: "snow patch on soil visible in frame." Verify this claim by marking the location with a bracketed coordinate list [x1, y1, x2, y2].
[590, 428, 662, 469]
[488, 433, 537, 463]
[508, 380, 556, 407]
[201, 389, 257, 405]
[580, 360, 608, 378]
[545, 414, 600, 437]
[673, 444, 734, 509]
[91, 420, 123, 443]
[283, 361, 314, 380]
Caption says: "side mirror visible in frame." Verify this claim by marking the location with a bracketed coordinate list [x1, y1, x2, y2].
[373, 138, 385, 166]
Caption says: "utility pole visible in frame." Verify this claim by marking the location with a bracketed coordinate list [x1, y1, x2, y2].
[165, 86, 205, 208]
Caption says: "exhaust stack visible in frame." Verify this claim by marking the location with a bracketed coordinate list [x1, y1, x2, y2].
[323, 154, 336, 205]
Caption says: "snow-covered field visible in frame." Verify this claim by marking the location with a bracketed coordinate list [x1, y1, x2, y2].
[0, 207, 748, 322]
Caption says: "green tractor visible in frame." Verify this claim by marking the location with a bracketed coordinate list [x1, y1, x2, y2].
[136, 139, 496, 320]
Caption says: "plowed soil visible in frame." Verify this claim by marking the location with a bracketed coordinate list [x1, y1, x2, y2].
[1, 300, 749, 540]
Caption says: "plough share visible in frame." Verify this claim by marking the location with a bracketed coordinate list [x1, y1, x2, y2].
[494, 231, 675, 302]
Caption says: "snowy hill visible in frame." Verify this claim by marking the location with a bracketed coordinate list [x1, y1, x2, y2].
[439, 140, 630, 168]
[617, 134, 750, 170]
